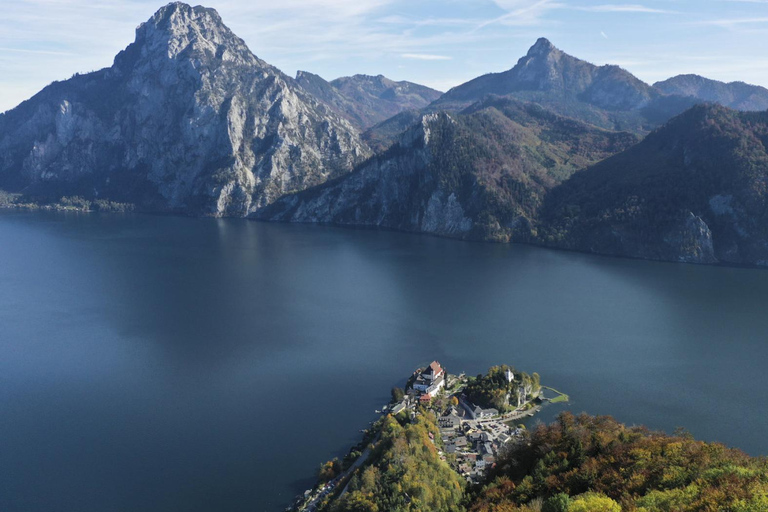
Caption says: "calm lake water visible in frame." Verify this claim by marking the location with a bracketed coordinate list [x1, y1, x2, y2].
[2, 210, 768, 511]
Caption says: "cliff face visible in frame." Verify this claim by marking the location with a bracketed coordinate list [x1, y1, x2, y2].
[257, 98, 637, 241]
[540, 105, 768, 266]
[0, 2, 370, 216]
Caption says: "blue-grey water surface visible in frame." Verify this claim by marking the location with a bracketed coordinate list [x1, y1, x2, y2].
[1, 210, 767, 511]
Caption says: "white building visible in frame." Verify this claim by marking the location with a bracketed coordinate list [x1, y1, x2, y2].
[413, 361, 446, 397]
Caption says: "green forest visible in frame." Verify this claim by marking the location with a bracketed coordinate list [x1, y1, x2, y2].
[318, 412, 768, 512]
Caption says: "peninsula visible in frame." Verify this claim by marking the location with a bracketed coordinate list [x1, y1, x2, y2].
[290, 362, 567, 512]
[289, 362, 768, 512]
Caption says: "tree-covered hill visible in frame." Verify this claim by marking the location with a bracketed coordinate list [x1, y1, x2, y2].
[539, 104, 768, 266]
[326, 413, 465, 512]
[314, 411, 768, 512]
[471, 413, 768, 512]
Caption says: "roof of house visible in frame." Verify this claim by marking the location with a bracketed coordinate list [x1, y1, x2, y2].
[425, 361, 443, 375]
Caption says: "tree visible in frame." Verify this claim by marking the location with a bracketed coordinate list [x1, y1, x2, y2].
[391, 387, 405, 403]
[543, 493, 571, 512]
[319, 458, 342, 483]
[450, 396, 459, 407]
[567, 493, 620, 512]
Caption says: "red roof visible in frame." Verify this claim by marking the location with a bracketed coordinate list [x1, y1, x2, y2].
[420, 394, 432, 402]
[426, 361, 443, 375]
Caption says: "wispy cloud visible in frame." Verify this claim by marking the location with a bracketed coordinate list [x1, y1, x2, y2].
[693, 17, 768, 27]
[474, 0, 564, 32]
[401, 53, 453, 61]
[577, 4, 677, 14]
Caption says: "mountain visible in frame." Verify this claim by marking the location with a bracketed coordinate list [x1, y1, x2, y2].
[431, 38, 696, 133]
[362, 109, 427, 152]
[257, 97, 637, 241]
[654, 74, 768, 111]
[0, 2, 370, 216]
[540, 104, 768, 266]
[295, 71, 442, 130]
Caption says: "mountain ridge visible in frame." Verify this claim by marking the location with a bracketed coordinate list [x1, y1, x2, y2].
[654, 74, 768, 112]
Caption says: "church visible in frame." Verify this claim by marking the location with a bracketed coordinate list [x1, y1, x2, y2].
[413, 361, 446, 397]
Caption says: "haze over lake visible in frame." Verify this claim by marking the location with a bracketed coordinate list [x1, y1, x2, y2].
[1, 211, 767, 512]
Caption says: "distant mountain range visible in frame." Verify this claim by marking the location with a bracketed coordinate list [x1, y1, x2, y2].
[2, 2, 768, 267]
[295, 71, 441, 131]
[429, 37, 698, 134]
[655, 75, 768, 112]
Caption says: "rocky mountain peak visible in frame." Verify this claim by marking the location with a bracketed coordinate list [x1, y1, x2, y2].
[526, 37, 559, 58]
[0, 2, 370, 217]
[123, 1, 259, 67]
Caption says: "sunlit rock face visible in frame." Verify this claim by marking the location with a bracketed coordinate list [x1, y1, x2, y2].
[0, 2, 370, 216]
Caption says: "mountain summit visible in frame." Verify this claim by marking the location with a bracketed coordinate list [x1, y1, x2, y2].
[436, 38, 656, 111]
[431, 38, 695, 132]
[0, 2, 370, 216]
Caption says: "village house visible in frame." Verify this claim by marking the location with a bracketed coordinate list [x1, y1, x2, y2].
[438, 414, 462, 430]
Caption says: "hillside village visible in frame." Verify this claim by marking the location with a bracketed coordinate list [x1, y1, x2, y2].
[291, 361, 567, 511]
[392, 361, 547, 482]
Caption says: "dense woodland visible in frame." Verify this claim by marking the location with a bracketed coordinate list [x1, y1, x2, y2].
[472, 413, 768, 511]
[319, 412, 768, 512]
[540, 104, 768, 265]
[324, 413, 465, 512]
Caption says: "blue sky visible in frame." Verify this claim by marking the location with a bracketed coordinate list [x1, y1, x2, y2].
[2, 0, 768, 112]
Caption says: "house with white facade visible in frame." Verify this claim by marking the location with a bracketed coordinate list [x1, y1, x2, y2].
[413, 361, 446, 397]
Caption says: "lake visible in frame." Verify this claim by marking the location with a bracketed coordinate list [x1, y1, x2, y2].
[1, 210, 767, 512]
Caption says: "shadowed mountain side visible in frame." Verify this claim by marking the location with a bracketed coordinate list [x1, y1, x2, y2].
[539, 104, 768, 266]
